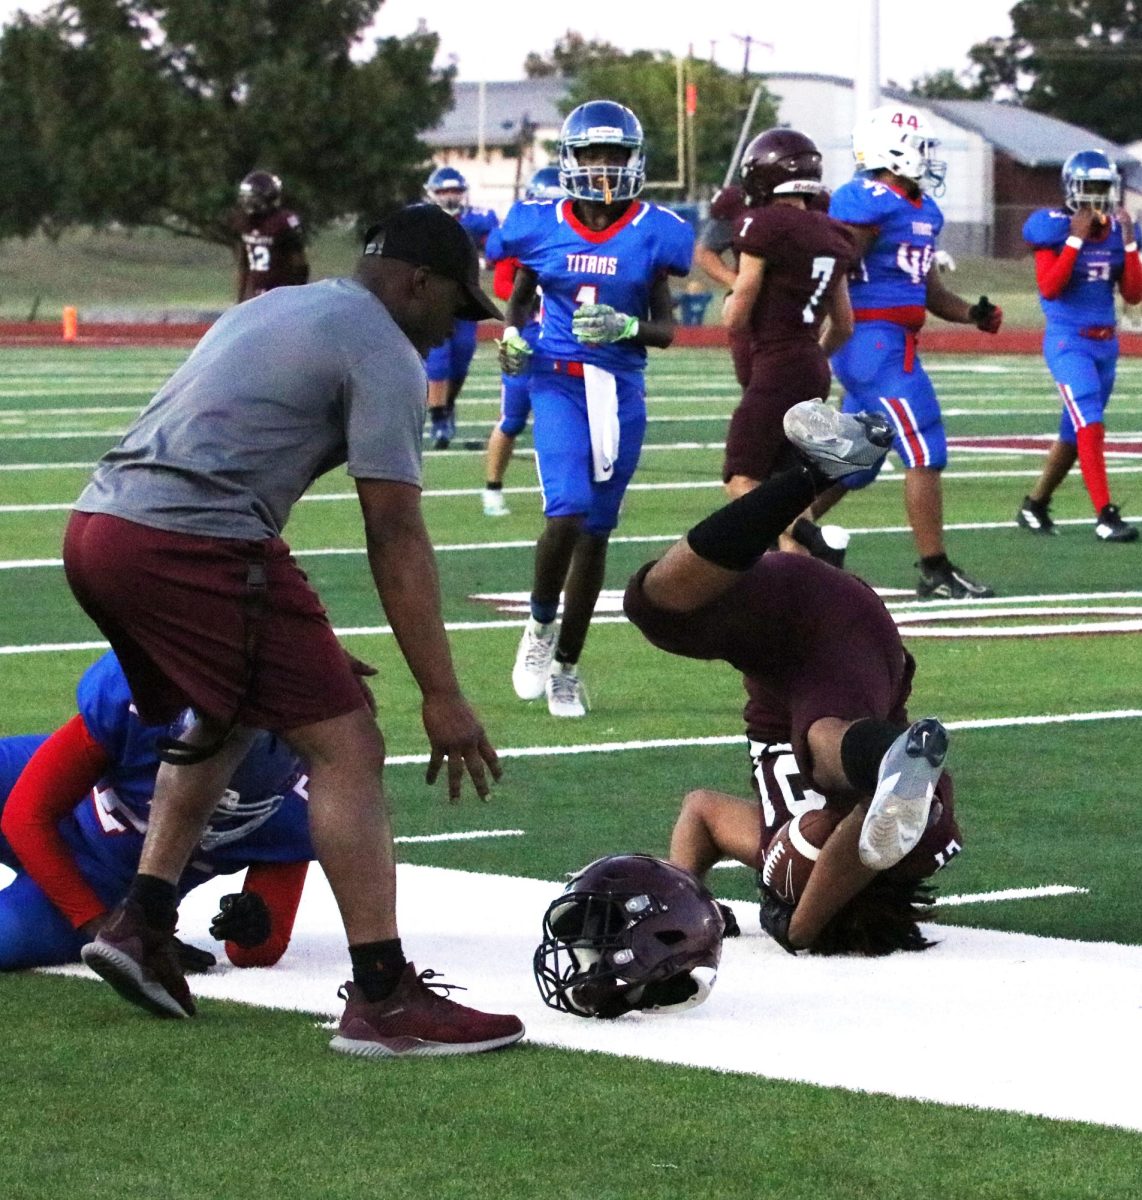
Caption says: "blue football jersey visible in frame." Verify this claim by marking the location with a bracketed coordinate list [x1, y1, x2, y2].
[830, 176, 944, 312]
[1023, 208, 1125, 329]
[71, 652, 305, 873]
[484, 223, 506, 264]
[498, 197, 694, 373]
[459, 206, 499, 251]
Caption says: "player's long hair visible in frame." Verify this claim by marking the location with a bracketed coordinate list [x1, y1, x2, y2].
[809, 876, 938, 957]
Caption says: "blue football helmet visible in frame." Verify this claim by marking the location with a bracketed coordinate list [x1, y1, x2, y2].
[425, 165, 469, 214]
[1062, 149, 1121, 213]
[525, 165, 565, 201]
[558, 100, 646, 203]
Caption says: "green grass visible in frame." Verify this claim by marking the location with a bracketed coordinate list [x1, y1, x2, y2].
[0, 343, 1140, 1192]
[0, 225, 1056, 325]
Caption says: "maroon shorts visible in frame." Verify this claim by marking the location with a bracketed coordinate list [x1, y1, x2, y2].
[722, 343, 831, 484]
[63, 511, 367, 731]
[728, 327, 753, 389]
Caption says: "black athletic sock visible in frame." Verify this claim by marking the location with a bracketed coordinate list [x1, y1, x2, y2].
[686, 467, 817, 572]
[127, 874, 178, 930]
[920, 553, 950, 573]
[840, 719, 905, 793]
[349, 938, 408, 1002]
[485, 480, 503, 491]
[429, 405, 447, 423]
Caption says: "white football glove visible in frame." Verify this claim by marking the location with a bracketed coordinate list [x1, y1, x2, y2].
[572, 303, 639, 344]
[934, 249, 956, 273]
[496, 326, 533, 375]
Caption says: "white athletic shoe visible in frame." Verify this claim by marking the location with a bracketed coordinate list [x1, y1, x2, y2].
[783, 400, 894, 479]
[858, 718, 949, 870]
[483, 488, 510, 518]
[512, 618, 557, 700]
[546, 661, 587, 718]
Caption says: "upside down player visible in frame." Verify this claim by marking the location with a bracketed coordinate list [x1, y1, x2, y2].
[423, 166, 500, 449]
[624, 401, 961, 953]
[481, 166, 566, 518]
[722, 128, 856, 565]
[822, 104, 1003, 599]
[234, 170, 309, 304]
[1018, 149, 1140, 543]
[0, 652, 314, 972]
[499, 100, 694, 718]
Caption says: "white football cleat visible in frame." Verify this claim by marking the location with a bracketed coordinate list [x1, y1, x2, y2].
[482, 488, 510, 518]
[512, 618, 557, 700]
[858, 718, 948, 870]
[783, 400, 893, 479]
[546, 661, 587, 718]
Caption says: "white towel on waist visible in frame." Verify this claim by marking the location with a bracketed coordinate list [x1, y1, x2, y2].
[583, 364, 620, 483]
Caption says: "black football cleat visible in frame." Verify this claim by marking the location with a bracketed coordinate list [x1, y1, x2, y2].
[1017, 495, 1057, 535]
[916, 560, 995, 600]
[1095, 504, 1138, 543]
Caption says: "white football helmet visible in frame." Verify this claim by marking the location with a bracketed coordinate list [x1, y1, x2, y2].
[852, 104, 947, 195]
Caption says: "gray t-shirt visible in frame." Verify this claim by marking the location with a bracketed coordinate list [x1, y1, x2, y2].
[74, 278, 426, 539]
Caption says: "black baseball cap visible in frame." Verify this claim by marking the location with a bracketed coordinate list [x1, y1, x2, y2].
[363, 203, 502, 322]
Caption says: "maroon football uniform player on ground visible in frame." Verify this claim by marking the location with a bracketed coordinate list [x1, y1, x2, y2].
[623, 413, 956, 955]
[694, 184, 753, 388]
[722, 130, 855, 500]
[234, 170, 310, 303]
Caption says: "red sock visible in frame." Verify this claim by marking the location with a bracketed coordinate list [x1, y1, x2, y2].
[1075, 423, 1110, 513]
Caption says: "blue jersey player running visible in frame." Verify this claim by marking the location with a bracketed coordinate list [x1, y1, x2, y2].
[423, 166, 500, 449]
[497, 101, 694, 717]
[0, 652, 314, 972]
[817, 104, 1003, 599]
[1018, 149, 1140, 543]
[481, 166, 566, 518]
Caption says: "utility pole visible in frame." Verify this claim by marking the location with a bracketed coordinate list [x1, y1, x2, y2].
[731, 32, 774, 78]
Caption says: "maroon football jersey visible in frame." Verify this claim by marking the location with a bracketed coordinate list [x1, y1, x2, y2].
[731, 205, 854, 347]
[238, 208, 307, 300]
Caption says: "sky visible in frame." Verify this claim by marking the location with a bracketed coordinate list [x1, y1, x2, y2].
[0, 0, 1014, 88]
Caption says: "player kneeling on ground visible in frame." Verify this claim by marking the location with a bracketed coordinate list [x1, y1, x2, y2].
[534, 854, 725, 1018]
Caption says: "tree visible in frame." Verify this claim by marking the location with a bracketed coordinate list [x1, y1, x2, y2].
[554, 47, 779, 193]
[959, 0, 1142, 143]
[524, 30, 625, 78]
[0, 0, 456, 242]
[911, 68, 989, 100]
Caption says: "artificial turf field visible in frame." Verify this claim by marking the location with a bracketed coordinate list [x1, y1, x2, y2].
[0, 343, 1139, 1198]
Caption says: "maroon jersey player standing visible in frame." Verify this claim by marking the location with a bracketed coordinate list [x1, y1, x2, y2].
[694, 183, 753, 388]
[722, 130, 855, 501]
[234, 170, 310, 303]
[622, 407, 956, 955]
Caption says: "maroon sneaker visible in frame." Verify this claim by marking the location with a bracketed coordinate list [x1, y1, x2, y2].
[330, 963, 524, 1058]
[80, 900, 196, 1019]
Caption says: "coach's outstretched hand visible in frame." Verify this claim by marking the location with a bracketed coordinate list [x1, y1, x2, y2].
[422, 692, 502, 803]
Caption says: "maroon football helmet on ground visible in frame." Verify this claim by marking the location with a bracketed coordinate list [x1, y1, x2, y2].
[238, 170, 283, 216]
[740, 129, 823, 207]
[534, 854, 725, 1019]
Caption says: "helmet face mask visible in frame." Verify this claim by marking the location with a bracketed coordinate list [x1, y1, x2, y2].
[558, 100, 646, 203]
[238, 170, 283, 216]
[1062, 149, 1121, 213]
[740, 128, 824, 207]
[533, 854, 724, 1019]
[425, 166, 469, 215]
[852, 105, 947, 196]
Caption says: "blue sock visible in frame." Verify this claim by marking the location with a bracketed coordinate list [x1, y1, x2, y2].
[530, 598, 558, 625]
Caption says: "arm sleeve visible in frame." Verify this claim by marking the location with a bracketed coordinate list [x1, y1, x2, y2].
[225, 860, 309, 967]
[493, 257, 519, 301]
[1120, 246, 1142, 304]
[0, 715, 112, 929]
[1035, 245, 1080, 301]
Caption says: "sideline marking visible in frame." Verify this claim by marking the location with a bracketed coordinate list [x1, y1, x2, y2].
[394, 829, 523, 845]
[938, 884, 1090, 907]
